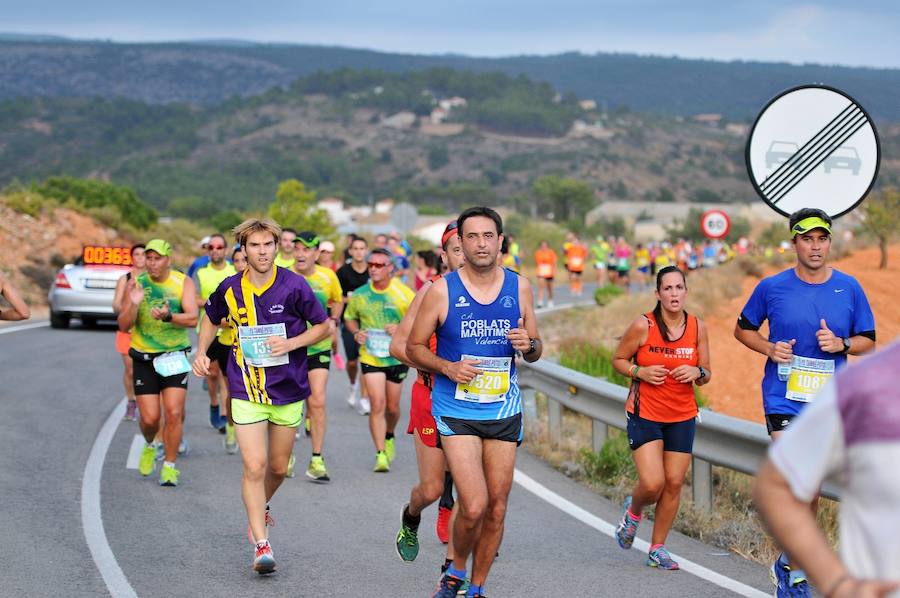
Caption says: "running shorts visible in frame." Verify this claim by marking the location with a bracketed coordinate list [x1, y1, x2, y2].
[626, 413, 695, 453]
[115, 330, 131, 355]
[341, 325, 360, 361]
[361, 363, 409, 384]
[307, 351, 332, 371]
[129, 348, 190, 395]
[765, 413, 796, 435]
[566, 267, 584, 275]
[407, 380, 438, 448]
[231, 398, 304, 427]
[594, 262, 607, 270]
[205, 338, 231, 373]
[435, 413, 523, 446]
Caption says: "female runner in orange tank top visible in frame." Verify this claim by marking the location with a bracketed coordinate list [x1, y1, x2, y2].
[610, 265, 711, 570]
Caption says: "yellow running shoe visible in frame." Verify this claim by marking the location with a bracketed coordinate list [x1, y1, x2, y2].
[286, 454, 296, 478]
[306, 455, 330, 483]
[374, 451, 390, 473]
[385, 437, 396, 462]
[159, 463, 180, 487]
[138, 443, 156, 477]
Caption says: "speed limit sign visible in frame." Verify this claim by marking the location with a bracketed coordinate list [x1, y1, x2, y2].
[700, 210, 730, 239]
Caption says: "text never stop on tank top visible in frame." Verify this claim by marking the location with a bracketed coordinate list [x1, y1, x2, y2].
[432, 269, 521, 421]
[627, 312, 700, 423]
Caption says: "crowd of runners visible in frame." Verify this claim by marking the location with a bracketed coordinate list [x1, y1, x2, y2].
[0, 201, 882, 596]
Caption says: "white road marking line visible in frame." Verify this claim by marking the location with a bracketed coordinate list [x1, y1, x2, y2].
[0, 321, 49, 335]
[125, 435, 143, 470]
[513, 469, 769, 598]
[81, 398, 138, 598]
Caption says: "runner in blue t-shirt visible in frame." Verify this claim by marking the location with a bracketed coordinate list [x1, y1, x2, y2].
[734, 207, 875, 598]
[407, 207, 542, 598]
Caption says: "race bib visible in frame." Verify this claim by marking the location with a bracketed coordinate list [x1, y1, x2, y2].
[785, 355, 835, 402]
[455, 355, 512, 404]
[153, 351, 191, 377]
[238, 323, 289, 368]
[537, 264, 553, 277]
[570, 255, 584, 269]
[365, 329, 391, 359]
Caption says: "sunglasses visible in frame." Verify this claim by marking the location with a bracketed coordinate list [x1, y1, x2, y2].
[208, 245, 226, 250]
[367, 262, 389, 269]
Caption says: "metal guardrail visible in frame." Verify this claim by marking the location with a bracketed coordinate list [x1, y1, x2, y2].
[517, 358, 838, 508]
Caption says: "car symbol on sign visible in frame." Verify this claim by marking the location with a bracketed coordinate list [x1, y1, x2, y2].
[765, 141, 799, 169]
[823, 146, 861, 175]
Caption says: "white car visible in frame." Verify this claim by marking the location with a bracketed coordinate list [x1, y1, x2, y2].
[48, 246, 132, 328]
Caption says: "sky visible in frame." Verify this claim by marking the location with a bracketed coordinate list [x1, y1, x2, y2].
[2, 0, 899, 69]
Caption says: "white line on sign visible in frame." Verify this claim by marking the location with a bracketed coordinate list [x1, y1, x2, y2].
[513, 470, 769, 598]
[125, 435, 144, 470]
[81, 398, 138, 598]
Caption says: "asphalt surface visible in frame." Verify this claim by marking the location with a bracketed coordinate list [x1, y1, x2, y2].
[0, 282, 774, 597]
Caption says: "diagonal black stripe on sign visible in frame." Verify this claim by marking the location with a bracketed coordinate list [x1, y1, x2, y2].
[761, 102, 860, 191]
[767, 112, 867, 202]
[770, 116, 867, 205]
[762, 107, 864, 196]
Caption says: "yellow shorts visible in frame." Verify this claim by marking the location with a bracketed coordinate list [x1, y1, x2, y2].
[231, 398, 304, 427]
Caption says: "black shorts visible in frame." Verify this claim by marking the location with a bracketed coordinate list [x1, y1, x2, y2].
[436, 413, 523, 446]
[307, 351, 332, 371]
[206, 338, 231, 373]
[129, 348, 190, 396]
[538, 276, 554, 283]
[566, 267, 583, 276]
[626, 413, 695, 453]
[341, 325, 360, 361]
[765, 413, 796, 435]
[361, 363, 409, 384]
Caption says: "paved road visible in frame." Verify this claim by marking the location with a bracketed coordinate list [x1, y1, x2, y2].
[0, 284, 774, 597]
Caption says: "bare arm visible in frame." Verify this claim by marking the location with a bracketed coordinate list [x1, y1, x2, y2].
[389, 282, 430, 367]
[164, 276, 199, 328]
[117, 278, 141, 332]
[695, 318, 711, 386]
[734, 322, 794, 364]
[191, 313, 219, 377]
[0, 272, 30, 321]
[508, 275, 542, 362]
[612, 316, 667, 386]
[754, 459, 899, 598]
[112, 274, 128, 314]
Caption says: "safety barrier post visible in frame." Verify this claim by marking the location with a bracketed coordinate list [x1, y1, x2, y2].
[591, 419, 607, 453]
[692, 457, 713, 509]
[547, 399, 562, 445]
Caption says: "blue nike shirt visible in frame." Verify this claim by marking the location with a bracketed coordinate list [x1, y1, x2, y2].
[740, 268, 875, 416]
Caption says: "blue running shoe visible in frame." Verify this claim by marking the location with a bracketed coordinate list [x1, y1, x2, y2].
[615, 496, 639, 549]
[770, 554, 812, 597]
[647, 545, 679, 570]
[433, 574, 465, 598]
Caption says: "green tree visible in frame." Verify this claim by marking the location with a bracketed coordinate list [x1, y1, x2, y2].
[859, 187, 900, 269]
[532, 175, 594, 222]
[33, 176, 157, 229]
[267, 179, 335, 236]
[167, 196, 218, 220]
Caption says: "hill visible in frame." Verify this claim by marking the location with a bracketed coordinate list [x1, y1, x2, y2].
[2, 39, 900, 121]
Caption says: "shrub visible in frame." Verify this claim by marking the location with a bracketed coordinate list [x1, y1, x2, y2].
[593, 284, 624, 306]
[578, 433, 634, 483]
[559, 341, 631, 387]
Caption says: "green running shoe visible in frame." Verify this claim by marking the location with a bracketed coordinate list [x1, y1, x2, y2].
[395, 518, 419, 562]
[385, 437, 396, 462]
[159, 463, 180, 487]
[138, 443, 156, 477]
[374, 451, 390, 473]
[286, 454, 296, 478]
[306, 456, 330, 483]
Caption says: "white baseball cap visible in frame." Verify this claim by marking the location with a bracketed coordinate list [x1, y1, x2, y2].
[199, 235, 211, 248]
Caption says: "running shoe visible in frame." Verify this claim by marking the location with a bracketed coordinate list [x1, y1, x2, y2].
[615, 496, 639, 549]
[178, 438, 189, 456]
[347, 383, 358, 408]
[209, 404, 218, 429]
[436, 505, 451, 544]
[395, 514, 420, 562]
[159, 463, 180, 486]
[224, 424, 238, 454]
[286, 454, 296, 478]
[306, 456, 330, 483]
[385, 437, 396, 461]
[138, 443, 156, 476]
[769, 554, 812, 597]
[647, 545, 679, 570]
[252, 541, 276, 575]
[433, 574, 466, 598]
[124, 401, 137, 421]
[357, 397, 371, 415]
[374, 451, 390, 473]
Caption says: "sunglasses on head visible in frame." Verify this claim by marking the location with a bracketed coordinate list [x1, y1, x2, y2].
[367, 261, 388, 269]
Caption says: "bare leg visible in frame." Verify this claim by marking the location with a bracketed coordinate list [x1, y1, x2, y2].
[122, 355, 135, 402]
[650, 451, 691, 545]
[265, 422, 296, 501]
[136, 393, 161, 443]
[307, 368, 329, 455]
[628, 440, 665, 515]
[365, 372, 387, 452]
[385, 380, 402, 436]
[236, 421, 269, 542]
[469, 439, 517, 587]
[408, 433, 447, 516]
[160, 387, 187, 463]
[442, 435, 486, 573]
[206, 361, 221, 409]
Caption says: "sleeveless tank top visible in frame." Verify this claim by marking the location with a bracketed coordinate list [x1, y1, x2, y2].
[432, 269, 521, 421]
[130, 270, 191, 354]
[626, 311, 699, 423]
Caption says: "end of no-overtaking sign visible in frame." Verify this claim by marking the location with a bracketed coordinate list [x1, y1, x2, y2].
[745, 84, 880, 219]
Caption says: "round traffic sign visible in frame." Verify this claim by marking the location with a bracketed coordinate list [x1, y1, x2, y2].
[745, 84, 880, 219]
[700, 209, 731, 239]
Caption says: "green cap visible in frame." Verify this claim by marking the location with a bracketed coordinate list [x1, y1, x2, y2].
[144, 239, 172, 256]
[294, 231, 320, 248]
[790, 216, 832, 236]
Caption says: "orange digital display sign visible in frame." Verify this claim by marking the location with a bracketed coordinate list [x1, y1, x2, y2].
[82, 246, 133, 266]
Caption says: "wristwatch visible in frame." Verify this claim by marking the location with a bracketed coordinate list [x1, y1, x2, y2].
[697, 366, 708, 380]
[841, 337, 851, 354]
[162, 311, 173, 322]
[524, 338, 537, 356]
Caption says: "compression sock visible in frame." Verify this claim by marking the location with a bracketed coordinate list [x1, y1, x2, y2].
[439, 471, 455, 509]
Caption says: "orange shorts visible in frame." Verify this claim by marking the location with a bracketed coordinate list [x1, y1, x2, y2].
[115, 330, 131, 355]
[406, 380, 438, 448]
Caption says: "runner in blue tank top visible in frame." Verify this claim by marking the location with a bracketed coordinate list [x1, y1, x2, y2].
[408, 207, 542, 598]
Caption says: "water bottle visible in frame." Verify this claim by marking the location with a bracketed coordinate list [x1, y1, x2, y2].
[777, 343, 792, 382]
